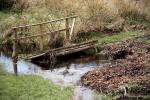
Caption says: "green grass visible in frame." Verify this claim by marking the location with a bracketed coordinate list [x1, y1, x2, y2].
[91, 31, 143, 46]
[0, 11, 17, 21]
[0, 65, 73, 100]
[127, 18, 150, 25]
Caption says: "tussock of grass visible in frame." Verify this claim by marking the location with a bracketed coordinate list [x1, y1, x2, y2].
[0, 65, 73, 100]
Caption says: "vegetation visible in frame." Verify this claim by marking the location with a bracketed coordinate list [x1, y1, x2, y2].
[92, 31, 142, 44]
[0, 0, 150, 99]
[0, 65, 73, 100]
[0, 0, 150, 36]
[76, 30, 148, 49]
[0, 0, 149, 53]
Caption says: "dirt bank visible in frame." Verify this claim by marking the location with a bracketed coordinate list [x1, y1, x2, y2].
[81, 34, 150, 96]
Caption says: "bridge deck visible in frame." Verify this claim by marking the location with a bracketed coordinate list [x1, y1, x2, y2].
[26, 40, 98, 61]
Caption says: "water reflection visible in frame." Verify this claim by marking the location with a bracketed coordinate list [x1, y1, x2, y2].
[0, 52, 41, 74]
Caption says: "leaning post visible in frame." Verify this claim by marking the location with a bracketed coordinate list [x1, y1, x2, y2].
[69, 17, 76, 41]
[12, 28, 18, 76]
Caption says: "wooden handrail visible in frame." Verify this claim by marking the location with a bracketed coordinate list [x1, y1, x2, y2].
[10, 15, 78, 75]
[12, 15, 78, 30]
[11, 28, 70, 40]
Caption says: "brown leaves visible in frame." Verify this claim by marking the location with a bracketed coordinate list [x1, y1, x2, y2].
[81, 39, 150, 95]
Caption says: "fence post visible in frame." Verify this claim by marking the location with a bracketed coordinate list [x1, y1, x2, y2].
[39, 25, 44, 51]
[69, 17, 76, 41]
[12, 29, 18, 76]
[65, 18, 70, 45]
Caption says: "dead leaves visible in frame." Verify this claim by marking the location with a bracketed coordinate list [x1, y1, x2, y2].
[81, 39, 150, 95]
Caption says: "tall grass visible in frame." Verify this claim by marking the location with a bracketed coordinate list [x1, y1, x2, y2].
[0, 0, 149, 40]
[114, 0, 150, 22]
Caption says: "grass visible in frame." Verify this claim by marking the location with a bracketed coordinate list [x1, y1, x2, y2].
[0, 65, 73, 100]
[125, 83, 150, 99]
[0, 11, 15, 20]
[127, 18, 150, 25]
[91, 31, 143, 46]
[0, 0, 149, 36]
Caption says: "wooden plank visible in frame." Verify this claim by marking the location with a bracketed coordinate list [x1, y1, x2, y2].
[55, 42, 96, 54]
[26, 52, 46, 60]
[27, 44, 95, 60]
[52, 40, 98, 51]
[28, 40, 98, 58]
[55, 43, 95, 55]
[12, 15, 78, 30]
[28, 40, 97, 57]
[56, 45, 95, 56]
[25, 40, 98, 60]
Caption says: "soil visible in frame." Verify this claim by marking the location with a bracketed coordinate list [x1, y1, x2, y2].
[81, 34, 150, 96]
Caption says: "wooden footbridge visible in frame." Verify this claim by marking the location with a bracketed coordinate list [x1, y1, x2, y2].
[9, 15, 98, 75]
[27, 40, 98, 61]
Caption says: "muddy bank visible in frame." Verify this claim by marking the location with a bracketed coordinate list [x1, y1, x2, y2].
[81, 36, 150, 96]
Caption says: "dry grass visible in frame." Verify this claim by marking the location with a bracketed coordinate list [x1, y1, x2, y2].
[114, 0, 150, 21]
[30, 0, 150, 32]
[0, 0, 149, 39]
[0, 0, 149, 69]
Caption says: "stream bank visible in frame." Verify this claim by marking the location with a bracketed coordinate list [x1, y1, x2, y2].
[81, 34, 150, 99]
[0, 64, 73, 100]
[0, 51, 112, 100]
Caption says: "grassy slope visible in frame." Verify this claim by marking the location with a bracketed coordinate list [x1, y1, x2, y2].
[0, 65, 73, 100]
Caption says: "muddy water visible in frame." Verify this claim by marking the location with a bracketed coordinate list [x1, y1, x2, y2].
[0, 52, 110, 100]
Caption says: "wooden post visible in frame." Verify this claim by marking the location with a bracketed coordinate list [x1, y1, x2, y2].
[69, 18, 76, 41]
[12, 29, 18, 76]
[65, 18, 70, 45]
[39, 25, 44, 51]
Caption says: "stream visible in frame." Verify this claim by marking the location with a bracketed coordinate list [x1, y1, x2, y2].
[0, 52, 110, 100]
